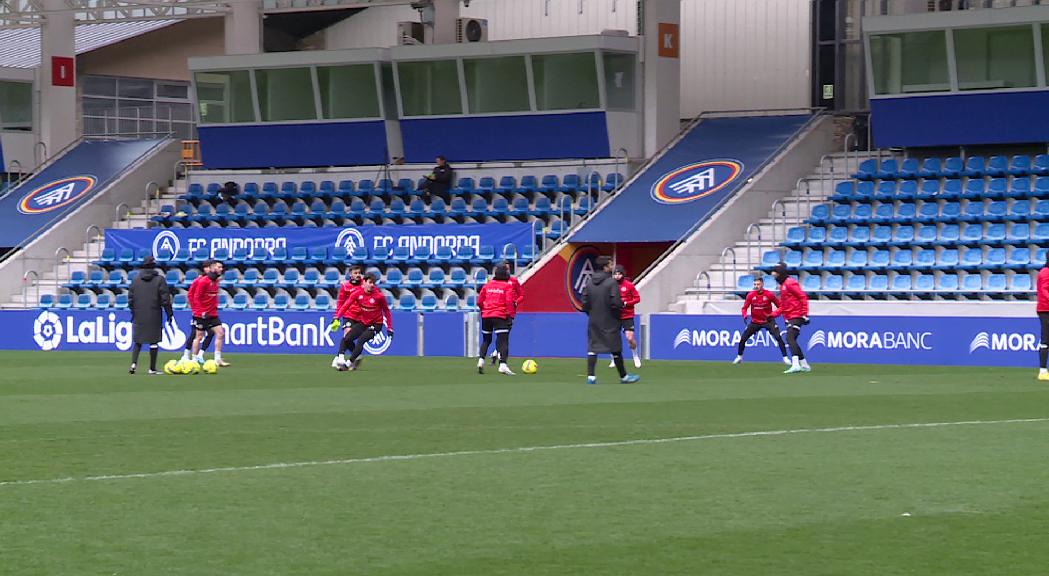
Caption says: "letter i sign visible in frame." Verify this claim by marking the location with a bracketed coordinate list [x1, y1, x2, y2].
[52, 57, 75, 87]
[658, 23, 679, 59]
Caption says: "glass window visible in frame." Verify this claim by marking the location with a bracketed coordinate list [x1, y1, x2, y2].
[463, 56, 529, 113]
[82, 76, 117, 97]
[954, 26, 1036, 91]
[156, 102, 192, 122]
[82, 97, 117, 117]
[194, 70, 255, 123]
[118, 100, 154, 119]
[255, 67, 317, 122]
[396, 60, 462, 116]
[532, 52, 600, 110]
[0, 81, 32, 131]
[156, 83, 189, 99]
[117, 78, 154, 99]
[869, 31, 950, 95]
[602, 52, 636, 110]
[316, 65, 380, 119]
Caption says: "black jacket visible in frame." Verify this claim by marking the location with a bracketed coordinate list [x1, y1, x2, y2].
[426, 164, 453, 196]
[128, 268, 173, 344]
[582, 270, 623, 354]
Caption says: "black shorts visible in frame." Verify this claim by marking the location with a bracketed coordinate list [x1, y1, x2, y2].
[620, 317, 636, 332]
[481, 317, 510, 334]
[787, 317, 809, 330]
[192, 316, 222, 331]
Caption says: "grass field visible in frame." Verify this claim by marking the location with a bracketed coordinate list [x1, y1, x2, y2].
[2, 351, 1048, 575]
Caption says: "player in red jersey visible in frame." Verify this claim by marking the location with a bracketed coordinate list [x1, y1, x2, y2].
[477, 264, 517, 376]
[188, 260, 229, 366]
[770, 263, 811, 374]
[733, 276, 789, 366]
[332, 272, 393, 371]
[609, 265, 643, 369]
[329, 265, 364, 368]
[489, 260, 524, 365]
[1037, 254, 1049, 380]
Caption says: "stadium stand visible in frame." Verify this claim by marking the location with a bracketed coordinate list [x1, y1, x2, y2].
[744, 153, 1046, 301]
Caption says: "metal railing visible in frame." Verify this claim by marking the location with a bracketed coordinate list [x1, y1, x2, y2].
[22, 270, 39, 308]
[866, 0, 1044, 16]
[54, 247, 72, 281]
[744, 223, 763, 274]
[115, 203, 130, 229]
[85, 225, 103, 261]
[144, 181, 161, 227]
[693, 271, 712, 300]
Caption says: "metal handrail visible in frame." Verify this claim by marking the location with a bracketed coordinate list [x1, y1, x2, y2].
[34, 141, 47, 166]
[612, 147, 629, 195]
[55, 247, 72, 282]
[770, 199, 788, 244]
[694, 271, 711, 301]
[719, 247, 737, 292]
[744, 223, 762, 273]
[586, 169, 602, 214]
[843, 133, 856, 178]
[85, 225, 103, 261]
[795, 177, 813, 219]
[144, 181, 160, 227]
[115, 203, 130, 228]
[22, 270, 39, 308]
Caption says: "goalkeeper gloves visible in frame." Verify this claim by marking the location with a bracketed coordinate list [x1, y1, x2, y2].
[328, 318, 341, 332]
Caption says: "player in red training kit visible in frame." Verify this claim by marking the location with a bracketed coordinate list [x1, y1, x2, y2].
[608, 265, 643, 369]
[770, 263, 811, 374]
[733, 276, 789, 366]
[330, 265, 364, 368]
[332, 273, 393, 371]
[489, 260, 524, 365]
[477, 264, 517, 376]
[188, 260, 229, 366]
[1036, 253, 1049, 380]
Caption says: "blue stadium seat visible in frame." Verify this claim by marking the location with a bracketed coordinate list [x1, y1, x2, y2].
[1009, 274, 1032, 293]
[985, 178, 1008, 200]
[783, 250, 802, 269]
[832, 181, 855, 202]
[313, 293, 331, 311]
[476, 245, 496, 264]
[272, 294, 290, 310]
[918, 157, 941, 178]
[172, 294, 187, 310]
[761, 250, 781, 269]
[853, 159, 877, 180]
[934, 225, 959, 246]
[940, 202, 961, 222]
[898, 158, 919, 179]
[889, 225, 915, 247]
[889, 274, 912, 295]
[876, 159, 898, 180]
[874, 181, 896, 201]
[280, 269, 300, 289]
[391, 246, 411, 264]
[844, 274, 867, 297]
[419, 293, 438, 312]
[251, 294, 270, 310]
[985, 274, 1007, 295]
[413, 245, 432, 265]
[301, 269, 320, 288]
[397, 293, 417, 311]
[979, 248, 1006, 270]
[74, 293, 93, 310]
[960, 201, 984, 223]
[942, 156, 963, 178]
[847, 204, 872, 224]
[1008, 222, 1030, 244]
[1009, 178, 1032, 199]
[895, 203, 917, 222]
[1009, 155, 1032, 176]
[984, 223, 1007, 245]
[603, 173, 625, 192]
[984, 156, 1007, 178]
[916, 202, 939, 223]
[94, 293, 111, 309]
[846, 226, 870, 247]
[825, 250, 845, 269]
[229, 293, 248, 311]
[935, 249, 959, 270]
[66, 271, 86, 288]
[913, 274, 935, 298]
[783, 227, 806, 247]
[962, 179, 986, 200]
[897, 180, 918, 200]
[241, 268, 260, 286]
[823, 275, 844, 295]
[1006, 246, 1032, 270]
[1033, 154, 1049, 176]
[801, 250, 823, 270]
[844, 250, 868, 270]
[319, 269, 340, 289]
[962, 156, 985, 177]
[1006, 200, 1030, 221]
[916, 180, 939, 201]
[220, 269, 239, 288]
[494, 176, 517, 197]
[960, 223, 984, 245]
[515, 175, 538, 194]
[447, 267, 468, 288]
[854, 181, 874, 202]
[829, 204, 851, 224]
[808, 204, 830, 225]
[259, 268, 280, 287]
[890, 249, 912, 270]
[404, 268, 424, 288]
[959, 247, 983, 270]
[443, 293, 461, 311]
[937, 275, 960, 295]
[114, 294, 128, 310]
[914, 249, 935, 271]
[800, 227, 827, 248]
[940, 179, 963, 201]
[106, 270, 126, 288]
[869, 250, 890, 271]
[801, 275, 821, 293]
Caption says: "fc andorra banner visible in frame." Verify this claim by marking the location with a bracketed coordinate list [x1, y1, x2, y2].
[105, 223, 535, 260]
[650, 314, 1042, 368]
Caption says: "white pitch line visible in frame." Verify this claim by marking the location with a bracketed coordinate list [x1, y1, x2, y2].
[2, 417, 1047, 488]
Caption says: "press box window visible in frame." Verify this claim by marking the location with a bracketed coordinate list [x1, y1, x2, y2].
[869, 31, 950, 95]
[532, 52, 600, 111]
[954, 26, 1036, 91]
[255, 67, 317, 122]
[194, 70, 256, 124]
[397, 60, 463, 116]
[464, 56, 530, 114]
[317, 65, 381, 119]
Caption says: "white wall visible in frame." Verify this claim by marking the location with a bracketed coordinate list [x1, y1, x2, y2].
[317, 0, 812, 118]
[680, 0, 810, 116]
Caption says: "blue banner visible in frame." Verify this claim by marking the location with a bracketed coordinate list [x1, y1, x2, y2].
[3, 309, 421, 356]
[571, 115, 811, 243]
[0, 139, 166, 249]
[650, 314, 1040, 368]
[105, 223, 534, 260]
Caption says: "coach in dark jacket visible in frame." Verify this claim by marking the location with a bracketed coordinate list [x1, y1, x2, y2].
[128, 256, 173, 374]
[582, 256, 639, 384]
[419, 155, 453, 203]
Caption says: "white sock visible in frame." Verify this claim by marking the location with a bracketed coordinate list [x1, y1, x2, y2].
[800, 359, 810, 369]
[735, 355, 743, 361]
[1040, 368, 1047, 375]
[337, 354, 345, 363]
[791, 356, 800, 368]
[632, 351, 640, 361]
[195, 354, 205, 362]
[181, 350, 190, 361]
[782, 356, 790, 364]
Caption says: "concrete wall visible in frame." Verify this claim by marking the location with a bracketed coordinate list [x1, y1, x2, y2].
[77, 19, 225, 82]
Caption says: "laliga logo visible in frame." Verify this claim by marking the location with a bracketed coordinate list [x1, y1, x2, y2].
[363, 328, 393, 355]
[651, 160, 743, 205]
[18, 176, 97, 214]
[33, 311, 64, 350]
[160, 321, 188, 351]
[565, 245, 601, 311]
[336, 228, 366, 252]
[152, 230, 181, 257]
[673, 329, 692, 349]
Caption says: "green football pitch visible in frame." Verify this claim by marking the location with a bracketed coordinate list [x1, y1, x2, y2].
[2, 351, 1048, 575]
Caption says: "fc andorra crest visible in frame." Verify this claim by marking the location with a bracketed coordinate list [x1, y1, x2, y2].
[18, 176, 97, 215]
[650, 160, 743, 205]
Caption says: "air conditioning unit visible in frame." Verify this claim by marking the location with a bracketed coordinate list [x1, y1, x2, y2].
[456, 18, 488, 43]
[397, 21, 425, 45]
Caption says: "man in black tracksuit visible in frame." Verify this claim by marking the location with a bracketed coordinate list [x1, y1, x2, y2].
[419, 155, 453, 203]
[582, 256, 640, 385]
[128, 256, 174, 374]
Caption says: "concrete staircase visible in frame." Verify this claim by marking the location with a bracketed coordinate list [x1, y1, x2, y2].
[669, 152, 863, 311]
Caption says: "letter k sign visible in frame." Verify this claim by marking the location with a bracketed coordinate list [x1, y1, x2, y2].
[657, 23, 679, 58]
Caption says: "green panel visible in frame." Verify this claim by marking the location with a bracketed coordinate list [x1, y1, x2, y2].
[603, 52, 636, 111]
[869, 31, 950, 95]
[955, 26, 1036, 91]
[194, 70, 255, 124]
[397, 60, 463, 116]
[532, 52, 600, 111]
[464, 56, 530, 114]
[255, 67, 317, 122]
[0, 81, 32, 130]
[317, 65, 380, 119]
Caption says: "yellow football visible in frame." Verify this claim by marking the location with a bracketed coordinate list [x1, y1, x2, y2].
[522, 359, 538, 374]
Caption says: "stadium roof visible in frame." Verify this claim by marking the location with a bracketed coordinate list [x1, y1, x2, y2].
[0, 19, 179, 68]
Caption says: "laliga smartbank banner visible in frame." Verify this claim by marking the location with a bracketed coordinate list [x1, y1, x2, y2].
[0, 310, 421, 356]
[650, 314, 1041, 368]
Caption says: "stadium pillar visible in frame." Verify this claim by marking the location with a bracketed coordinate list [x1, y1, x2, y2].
[38, 0, 77, 157]
[642, 0, 681, 158]
[225, 0, 262, 55]
[428, 0, 460, 44]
